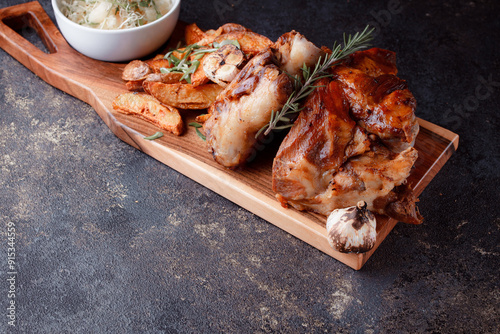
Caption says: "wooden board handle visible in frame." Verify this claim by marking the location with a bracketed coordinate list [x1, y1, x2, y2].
[0, 1, 83, 95]
[0, 1, 126, 103]
[0, 2, 67, 68]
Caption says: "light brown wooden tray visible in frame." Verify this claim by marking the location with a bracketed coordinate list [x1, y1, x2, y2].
[0, 2, 459, 269]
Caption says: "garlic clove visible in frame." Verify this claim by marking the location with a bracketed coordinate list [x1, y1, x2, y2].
[203, 44, 245, 87]
[326, 201, 377, 254]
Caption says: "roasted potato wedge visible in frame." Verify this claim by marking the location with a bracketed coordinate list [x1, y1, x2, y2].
[191, 55, 210, 87]
[112, 92, 183, 136]
[122, 60, 152, 81]
[185, 23, 206, 45]
[213, 31, 272, 56]
[195, 113, 211, 123]
[144, 72, 184, 84]
[190, 23, 251, 46]
[218, 23, 251, 34]
[125, 80, 145, 91]
[146, 58, 172, 72]
[143, 82, 223, 109]
[149, 54, 165, 60]
[123, 56, 175, 91]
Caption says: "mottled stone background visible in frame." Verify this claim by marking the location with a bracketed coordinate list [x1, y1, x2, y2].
[0, 0, 499, 333]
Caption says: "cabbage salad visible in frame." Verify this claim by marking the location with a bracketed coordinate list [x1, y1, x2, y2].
[60, 0, 173, 30]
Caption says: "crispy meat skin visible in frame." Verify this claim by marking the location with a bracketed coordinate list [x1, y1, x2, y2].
[204, 48, 293, 168]
[273, 48, 421, 224]
[332, 48, 419, 153]
[273, 79, 368, 201]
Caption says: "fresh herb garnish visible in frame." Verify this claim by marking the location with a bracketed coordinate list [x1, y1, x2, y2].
[144, 131, 164, 140]
[256, 25, 374, 138]
[189, 122, 206, 141]
[161, 40, 241, 84]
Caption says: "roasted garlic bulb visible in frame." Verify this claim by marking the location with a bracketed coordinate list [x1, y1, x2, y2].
[326, 201, 377, 254]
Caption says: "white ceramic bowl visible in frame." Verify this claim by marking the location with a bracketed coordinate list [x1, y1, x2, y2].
[52, 0, 181, 62]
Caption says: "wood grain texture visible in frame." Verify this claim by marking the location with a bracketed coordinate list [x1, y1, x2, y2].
[0, 1, 459, 269]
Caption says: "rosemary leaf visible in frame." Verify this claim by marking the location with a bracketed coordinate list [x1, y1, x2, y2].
[188, 122, 203, 128]
[274, 124, 294, 131]
[189, 122, 206, 141]
[144, 131, 164, 140]
[254, 124, 268, 139]
[195, 128, 206, 141]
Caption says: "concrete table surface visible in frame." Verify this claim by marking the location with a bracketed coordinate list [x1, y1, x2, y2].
[1, 0, 499, 333]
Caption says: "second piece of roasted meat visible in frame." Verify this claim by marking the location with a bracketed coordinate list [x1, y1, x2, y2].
[331, 48, 419, 153]
[203, 48, 293, 168]
[273, 48, 422, 224]
[203, 31, 324, 169]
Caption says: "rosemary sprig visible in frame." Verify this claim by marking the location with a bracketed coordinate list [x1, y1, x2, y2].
[161, 40, 241, 84]
[256, 25, 374, 138]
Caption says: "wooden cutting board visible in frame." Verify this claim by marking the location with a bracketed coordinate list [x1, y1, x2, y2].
[0, 1, 459, 270]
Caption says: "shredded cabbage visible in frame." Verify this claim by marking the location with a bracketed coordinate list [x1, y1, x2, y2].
[60, 0, 173, 30]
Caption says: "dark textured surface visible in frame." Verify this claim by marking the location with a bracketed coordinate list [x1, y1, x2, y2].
[1, 0, 499, 333]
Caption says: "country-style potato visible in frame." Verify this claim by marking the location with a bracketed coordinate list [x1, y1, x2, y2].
[212, 31, 272, 56]
[123, 57, 177, 91]
[142, 81, 223, 109]
[185, 23, 251, 46]
[185, 23, 206, 45]
[190, 55, 210, 87]
[146, 57, 172, 73]
[112, 92, 183, 136]
[125, 80, 145, 91]
[195, 113, 211, 123]
[144, 72, 184, 84]
[122, 60, 151, 81]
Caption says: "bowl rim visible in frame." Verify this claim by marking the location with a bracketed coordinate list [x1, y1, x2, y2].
[51, 0, 181, 34]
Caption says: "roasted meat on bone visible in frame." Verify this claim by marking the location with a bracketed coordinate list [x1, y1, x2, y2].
[203, 48, 294, 168]
[273, 31, 325, 77]
[331, 48, 419, 153]
[203, 31, 324, 169]
[272, 48, 422, 224]
[272, 79, 370, 204]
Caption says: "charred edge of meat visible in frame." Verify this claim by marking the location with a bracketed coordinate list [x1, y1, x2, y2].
[373, 183, 423, 224]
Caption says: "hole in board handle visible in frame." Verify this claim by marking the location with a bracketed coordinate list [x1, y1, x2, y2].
[2, 12, 57, 54]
